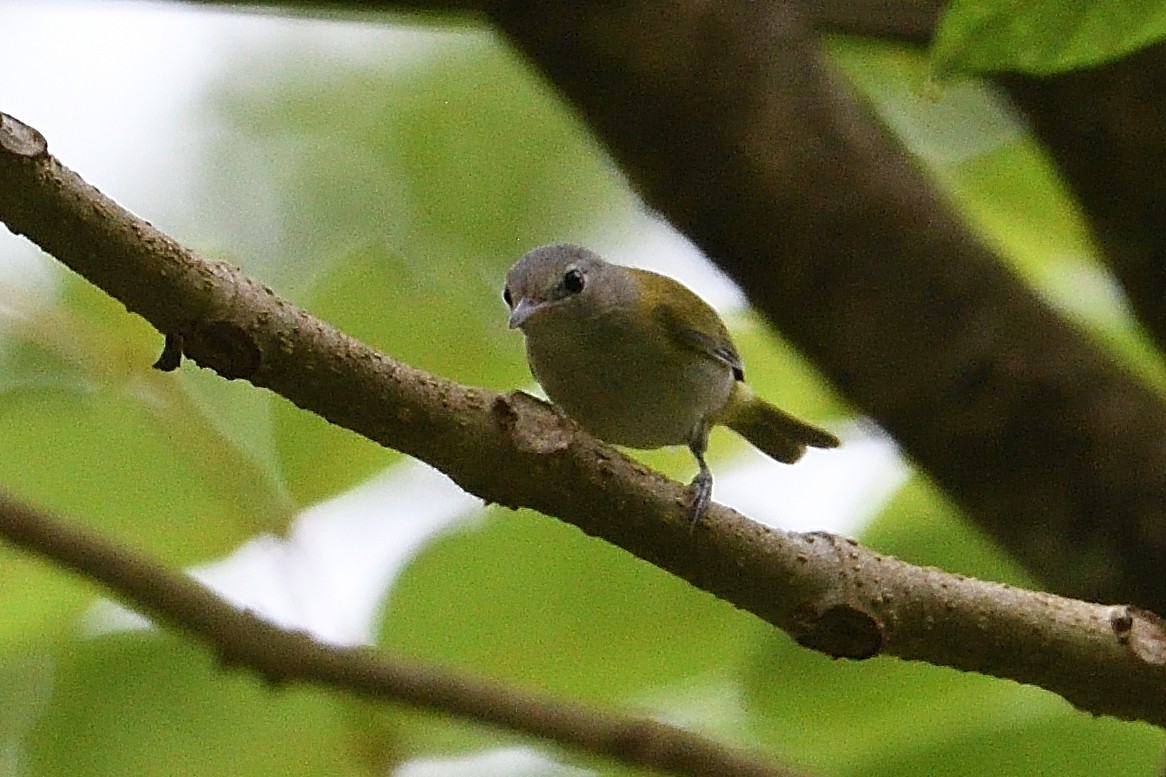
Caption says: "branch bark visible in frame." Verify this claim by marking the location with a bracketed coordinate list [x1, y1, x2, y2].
[2, 112, 1166, 727]
[486, 0, 1166, 614]
[119, 0, 1166, 615]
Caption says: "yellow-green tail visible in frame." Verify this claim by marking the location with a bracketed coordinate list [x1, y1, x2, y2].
[723, 385, 839, 464]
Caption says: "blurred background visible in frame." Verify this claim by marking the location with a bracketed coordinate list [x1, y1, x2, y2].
[0, 1, 1162, 775]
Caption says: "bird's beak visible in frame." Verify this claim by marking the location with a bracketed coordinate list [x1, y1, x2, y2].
[507, 298, 540, 329]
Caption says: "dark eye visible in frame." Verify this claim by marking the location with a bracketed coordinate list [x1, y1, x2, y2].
[563, 268, 585, 294]
[502, 286, 513, 307]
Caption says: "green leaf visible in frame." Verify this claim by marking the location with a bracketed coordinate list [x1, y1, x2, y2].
[0, 274, 294, 534]
[932, 0, 1166, 76]
[379, 509, 758, 706]
[25, 633, 385, 777]
[203, 32, 632, 292]
[743, 629, 1164, 777]
[0, 275, 298, 650]
[829, 38, 1023, 166]
[860, 476, 1038, 587]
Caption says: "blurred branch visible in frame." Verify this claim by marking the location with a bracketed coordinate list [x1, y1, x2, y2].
[2, 113, 1166, 728]
[0, 492, 804, 777]
[801, 0, 942, 42]
[488, 0, 1166, 615]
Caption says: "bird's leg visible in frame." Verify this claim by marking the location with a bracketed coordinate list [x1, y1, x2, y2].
[687, 426, 713, 530]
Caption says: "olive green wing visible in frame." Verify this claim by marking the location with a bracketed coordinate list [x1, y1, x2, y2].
[632, 268, 745, 381]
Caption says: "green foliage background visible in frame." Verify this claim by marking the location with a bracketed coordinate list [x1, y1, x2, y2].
[932, 0, 1166, 75]
[0, 12, 1163, 777]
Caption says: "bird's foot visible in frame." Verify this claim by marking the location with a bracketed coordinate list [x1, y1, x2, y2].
[686, 470, 713, 531]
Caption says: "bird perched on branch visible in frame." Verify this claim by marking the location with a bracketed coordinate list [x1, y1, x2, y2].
[503, 243, 838, 525]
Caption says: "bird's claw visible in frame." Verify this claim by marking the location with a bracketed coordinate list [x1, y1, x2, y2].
[687, 470, 713, 531]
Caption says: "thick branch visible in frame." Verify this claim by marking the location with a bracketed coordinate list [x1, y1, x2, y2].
[487, 0, 1166, 614]
[802, 0, 941, 42]
[2, 113, 1166, 726]
[0, 492, 804, 777]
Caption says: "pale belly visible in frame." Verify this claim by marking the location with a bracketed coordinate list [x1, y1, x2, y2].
[524, 319, 734, 450]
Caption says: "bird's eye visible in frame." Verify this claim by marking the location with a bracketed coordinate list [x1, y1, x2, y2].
[563, 268, 585, 294]
[502, 286, 513, 307]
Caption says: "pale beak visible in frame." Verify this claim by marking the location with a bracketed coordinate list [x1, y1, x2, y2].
[507, 297, 541, 329]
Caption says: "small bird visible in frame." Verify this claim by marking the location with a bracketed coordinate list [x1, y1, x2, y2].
[503, 243, 839, 524]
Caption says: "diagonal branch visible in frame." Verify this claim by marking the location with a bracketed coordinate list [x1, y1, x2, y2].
[0, 491, 806, 777]
[125, 0, 1166, 620]
[487, 0, 1166, 615]
[2, 112, 1166, 727]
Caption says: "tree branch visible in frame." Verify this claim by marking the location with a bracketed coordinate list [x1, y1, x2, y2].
[2, 112, 1166, 727]
[486, 0, 1166, 614]
[0, 491, 806, 777]
[801, 0, 942, 42]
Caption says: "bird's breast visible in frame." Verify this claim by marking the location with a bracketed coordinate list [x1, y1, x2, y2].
[522, 315, 734, 449]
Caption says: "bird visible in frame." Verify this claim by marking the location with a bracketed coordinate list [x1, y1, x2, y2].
[503, 243, 839, 525]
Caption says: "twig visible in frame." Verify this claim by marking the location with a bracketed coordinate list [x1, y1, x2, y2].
[0, 491, 805, 777]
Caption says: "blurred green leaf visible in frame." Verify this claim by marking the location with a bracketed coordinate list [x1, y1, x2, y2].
[862, 711, 1163, 777]
[861, 476, 1038, 587]
[0, 388, 265, 648]
[0, 652, 53, 760]
[931, 0, 1166, 76]
[203, 31, 632, 294]
[744, 629, 1163, 777]
[0, 275, 296, 650]
[299, 244, 523, 388]
[380, 509, 757, 706]
[830, 38, 1023, 166]
[0, 274, 293, 533]
[25, 633, 382, 777]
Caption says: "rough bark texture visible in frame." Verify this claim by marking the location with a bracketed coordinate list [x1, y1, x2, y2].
[488, 0, 1166, 612]
[5, 112, 1166, 726]
[144, 0, 1166, 613]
